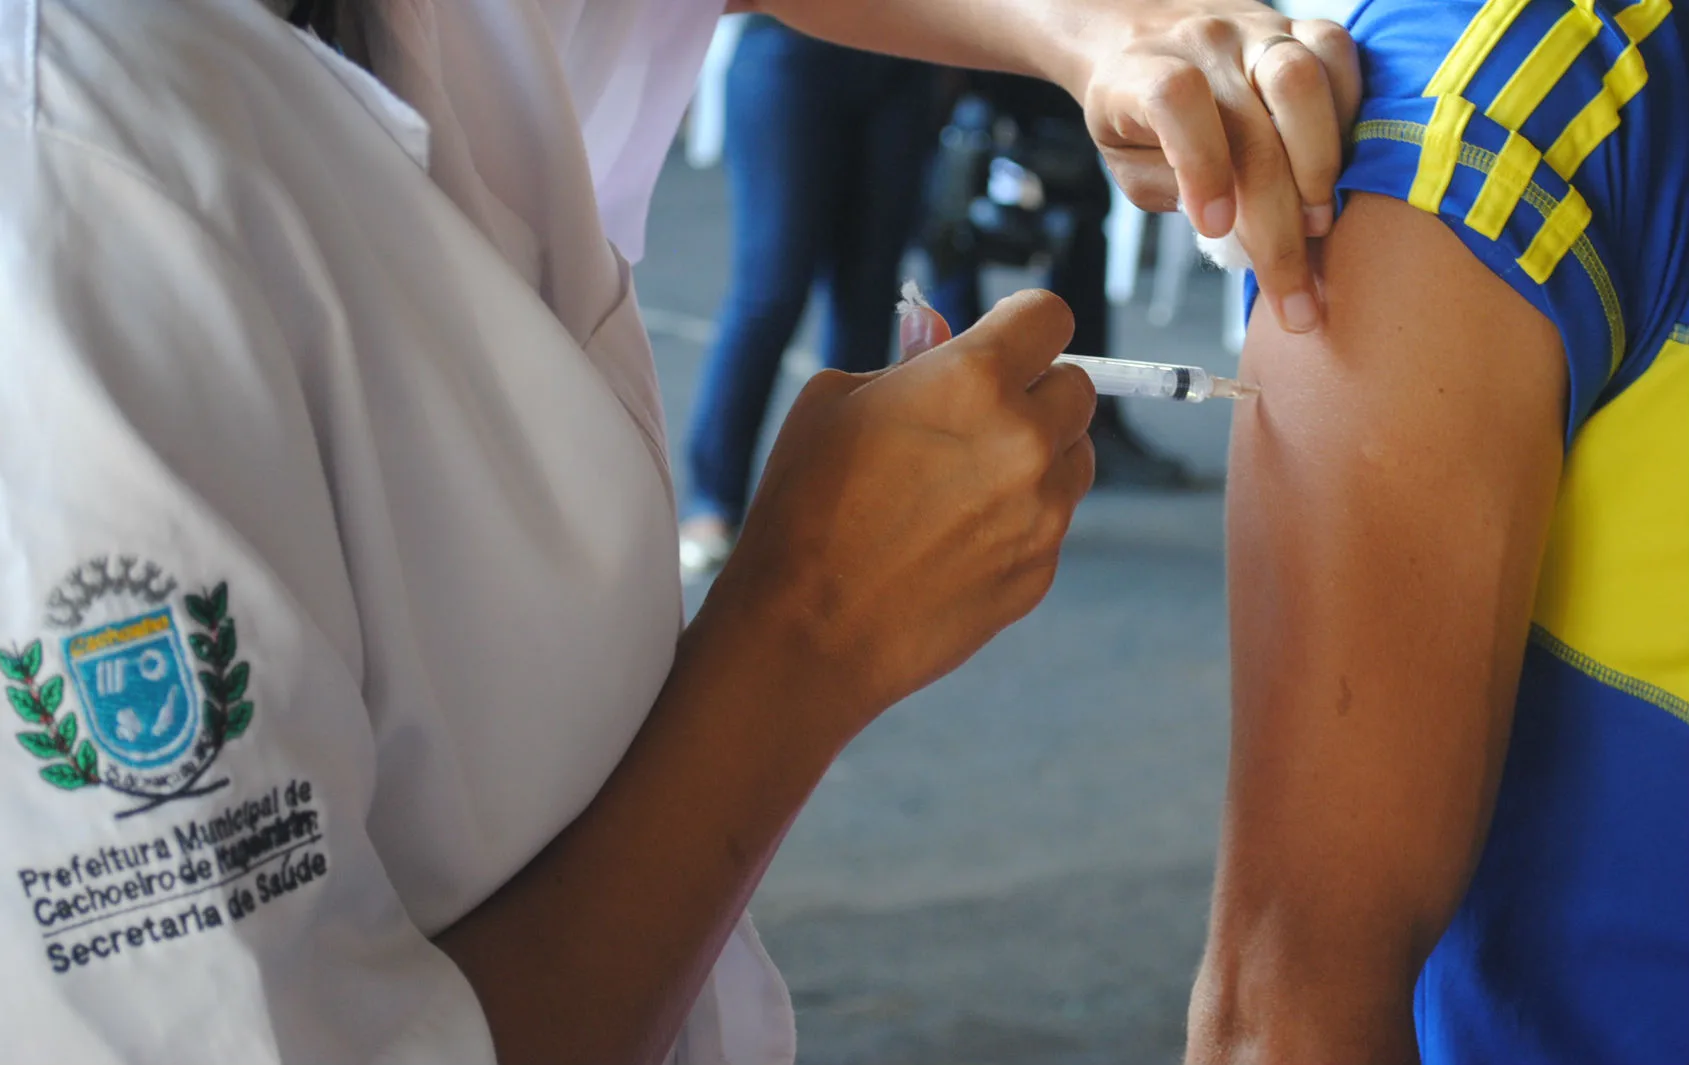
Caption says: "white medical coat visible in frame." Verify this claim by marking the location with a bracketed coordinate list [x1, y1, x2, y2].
[0, 0, 794, 1061]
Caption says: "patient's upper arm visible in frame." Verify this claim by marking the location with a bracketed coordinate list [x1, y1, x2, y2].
[1192, 190, 1569, 1060]
[1226, 188, 1567, 930]
[1193, 1, 1689, 1059]
[1205, 0, 1683, 985]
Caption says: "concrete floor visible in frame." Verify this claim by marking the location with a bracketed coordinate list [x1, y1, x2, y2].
[636, 151, 1243, 1065]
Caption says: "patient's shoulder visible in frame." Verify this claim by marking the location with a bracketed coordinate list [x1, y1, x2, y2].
[1337, 0, 1688, 432]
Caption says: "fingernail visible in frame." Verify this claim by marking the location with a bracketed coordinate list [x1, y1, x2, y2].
[1201, 197, 1235, 237]
[899, 308, 941, 358]
[1280, 291, 1320, 334]
[1303, 203, 1334, 238]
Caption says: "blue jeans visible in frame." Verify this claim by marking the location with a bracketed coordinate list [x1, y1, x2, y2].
[684, 23, 936, 526]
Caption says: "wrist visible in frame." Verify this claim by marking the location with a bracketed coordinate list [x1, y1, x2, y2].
[682, 569, 878, 764]
[1023, 2, 1123, 103]
[1032, 0, 1211, 103]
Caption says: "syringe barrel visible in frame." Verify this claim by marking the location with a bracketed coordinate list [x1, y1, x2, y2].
[1053, 354, 1213, 401]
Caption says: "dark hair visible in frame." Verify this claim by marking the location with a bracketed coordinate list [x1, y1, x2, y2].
[286, 0, 338, 37]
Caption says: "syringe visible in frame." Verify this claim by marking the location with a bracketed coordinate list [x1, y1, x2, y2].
[1052, 353, 1257, 402]
[897, 279, 1256, 403]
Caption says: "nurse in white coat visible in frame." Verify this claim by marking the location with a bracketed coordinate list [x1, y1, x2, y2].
[0, 0, 1357, 1062]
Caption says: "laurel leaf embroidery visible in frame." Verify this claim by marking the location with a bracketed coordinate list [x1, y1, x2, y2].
[57, 714, 77, 747]
[210, 583, 229, 624]
[22, 641, 42, 678]
[199, 670, 225, 702]
[215, 619, 236, 663]
[74, 740, 98, 778]
[16, 731, 58, 759]
[39, 675, 63, 713]
[224, 663, 250, 703]
[184, 593, 217, 629]
[0, 651, 25, 684]
[189, 633, 216, 664]
[40, 763, 90, 790]
[7, 686, 39, 722]
[225, 701, 254, 739]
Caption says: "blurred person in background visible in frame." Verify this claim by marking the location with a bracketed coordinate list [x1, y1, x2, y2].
[678, 18, 940, 576]
[923, 72, 1192, 488]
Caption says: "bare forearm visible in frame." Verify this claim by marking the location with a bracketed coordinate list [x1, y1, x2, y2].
[435, 592, 851, 1065]
[740, 0, 1122, 99]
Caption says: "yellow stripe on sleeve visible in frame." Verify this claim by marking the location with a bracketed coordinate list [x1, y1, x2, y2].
[1408, 95, 1477, 212]
[1616, 0, 1674, 40]
[1486, 5, 1604, 129]
[1517, 185, 1592, 281]
[1352, 118, 1625, 369]
[1425, 0, 1534, 96]
[1544, 0, 1672, 178]
[1544, 46, 1647, 177]
[1465, 131, 1543, 238]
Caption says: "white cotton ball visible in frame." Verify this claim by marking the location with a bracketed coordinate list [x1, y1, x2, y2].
[896, 278, 931, 317]
[1194, 229, 1253, 271]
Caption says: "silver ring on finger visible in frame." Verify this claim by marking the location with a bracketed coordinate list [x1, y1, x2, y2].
[1245, 33, 1303, 92]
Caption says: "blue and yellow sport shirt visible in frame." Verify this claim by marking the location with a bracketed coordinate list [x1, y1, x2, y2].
[1267, 1, 1688, 1060]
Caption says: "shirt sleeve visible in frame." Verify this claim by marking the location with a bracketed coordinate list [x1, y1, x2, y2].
[1332, 0, 1685, 438]
[0, 133, 494, 1064]
[575, 0, 727, 260]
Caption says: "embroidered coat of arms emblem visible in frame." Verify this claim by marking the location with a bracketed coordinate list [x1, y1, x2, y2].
[5, 558, 258, 819]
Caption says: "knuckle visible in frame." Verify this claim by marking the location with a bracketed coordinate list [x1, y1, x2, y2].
[1179, 15, 1238, 50]
[1297, 19, 1354, 55]
[1031, 506, 1070, 556]
[1262, 47, 1328, 98]
[791, 368, 851, 410]
[1000, 421, 1050, 484]
[1262, 235, 1305, 274]
[993, 288, 1076, 352]
[801, 368, 851, 396]
[1081, 81, 1117, 134]
[1071, 437, 1097, 493]
[1121, 171, 1178, 212]
[1017, 562, 1059, 612]
[1057, 362, 1097, 408]
[1143, 62, 1210, 117]
[1025, 289, 1076, 341]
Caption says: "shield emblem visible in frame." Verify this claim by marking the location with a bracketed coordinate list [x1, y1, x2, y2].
[62, 607, 200, 770]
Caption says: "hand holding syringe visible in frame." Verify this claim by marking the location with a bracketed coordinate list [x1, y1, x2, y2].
[898, 280, 1257, 402]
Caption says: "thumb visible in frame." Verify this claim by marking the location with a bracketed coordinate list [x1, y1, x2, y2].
[898, 305, 953, 361]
